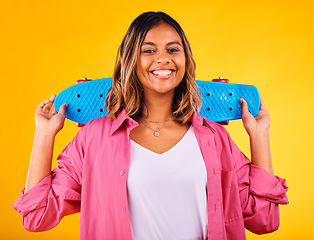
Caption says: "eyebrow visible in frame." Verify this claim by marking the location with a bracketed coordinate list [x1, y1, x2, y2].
[141, 41, 182, 47]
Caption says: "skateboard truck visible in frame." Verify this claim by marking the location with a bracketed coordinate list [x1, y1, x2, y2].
[76, 78, 92, 127]
[211, 77, 230, 125]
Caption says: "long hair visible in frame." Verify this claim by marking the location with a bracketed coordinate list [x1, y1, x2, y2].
[105, 11, 201, 124]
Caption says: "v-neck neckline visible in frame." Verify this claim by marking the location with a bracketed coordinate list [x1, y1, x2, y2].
[130, 125, 193, 155]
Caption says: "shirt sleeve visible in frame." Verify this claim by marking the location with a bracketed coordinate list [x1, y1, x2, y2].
[12, 126, 86, 232]
[228, 134, 288, 234]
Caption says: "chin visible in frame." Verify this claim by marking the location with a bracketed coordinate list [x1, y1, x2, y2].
[152, 86, 176, 95]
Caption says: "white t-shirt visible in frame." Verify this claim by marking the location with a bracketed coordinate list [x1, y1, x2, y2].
[127, 126, 208, 240]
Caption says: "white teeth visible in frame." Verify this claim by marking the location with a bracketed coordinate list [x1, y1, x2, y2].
[152, 70, 172, 76]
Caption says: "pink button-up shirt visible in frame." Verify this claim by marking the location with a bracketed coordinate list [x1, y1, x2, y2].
[13, 110, 288, 240]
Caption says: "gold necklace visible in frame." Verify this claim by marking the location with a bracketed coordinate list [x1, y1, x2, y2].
[140, 115, 173, 123]
[140, 115, 173, 137]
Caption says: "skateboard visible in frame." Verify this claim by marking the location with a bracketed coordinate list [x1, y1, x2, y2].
[54, 77, 260, 126]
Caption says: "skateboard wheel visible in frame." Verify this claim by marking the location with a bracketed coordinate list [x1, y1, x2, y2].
[212, 77, 230, 83]
[76, 78, 92, 84]
[218, 121, 229, 125]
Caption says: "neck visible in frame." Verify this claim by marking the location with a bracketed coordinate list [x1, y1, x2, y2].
[141, 92, 174, 121]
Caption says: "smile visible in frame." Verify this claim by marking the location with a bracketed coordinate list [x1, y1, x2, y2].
[152, 70, 173, 76]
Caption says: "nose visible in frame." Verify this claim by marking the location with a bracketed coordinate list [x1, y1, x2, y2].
[155, 50, 171, 64]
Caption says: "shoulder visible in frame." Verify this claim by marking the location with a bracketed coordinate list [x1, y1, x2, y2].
[203, 118, 230, 138]
[85, 115, 113, 128]
[191, 112, 233, 144]
[78, 116, 113, 139]
[201, 118, 236, 152]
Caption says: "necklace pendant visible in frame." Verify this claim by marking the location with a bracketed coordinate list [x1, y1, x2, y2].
[154, 131, 160, 137]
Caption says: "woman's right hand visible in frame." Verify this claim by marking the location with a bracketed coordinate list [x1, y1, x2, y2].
[35, 94, 68, 136]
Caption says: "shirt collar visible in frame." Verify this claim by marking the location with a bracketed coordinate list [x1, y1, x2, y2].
[190, 111, 216, 133]
[109, 109, 138, 136]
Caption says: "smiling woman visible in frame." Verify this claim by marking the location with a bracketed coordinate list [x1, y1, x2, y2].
[13, 11, 288, 240]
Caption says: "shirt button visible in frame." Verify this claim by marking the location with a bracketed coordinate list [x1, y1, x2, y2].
[120, 170, 125, 176]
[121, 208, 126, 213]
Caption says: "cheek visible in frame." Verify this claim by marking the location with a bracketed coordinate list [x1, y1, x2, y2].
[177, 56, 186, 75]
[136, 57, 150, 75]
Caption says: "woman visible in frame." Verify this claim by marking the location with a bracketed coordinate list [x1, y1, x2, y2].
[13, 11, 288, 240]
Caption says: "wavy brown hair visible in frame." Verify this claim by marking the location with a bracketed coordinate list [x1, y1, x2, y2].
[105, 11, 201, 124]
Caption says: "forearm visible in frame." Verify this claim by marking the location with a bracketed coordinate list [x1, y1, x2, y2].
[25, 128, 56, 192]
[249, 129, 274, 175]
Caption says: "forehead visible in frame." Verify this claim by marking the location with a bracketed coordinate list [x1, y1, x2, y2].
[142, 22, 182, 44]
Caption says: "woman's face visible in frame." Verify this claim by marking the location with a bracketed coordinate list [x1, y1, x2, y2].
[136, 22, 186, 96]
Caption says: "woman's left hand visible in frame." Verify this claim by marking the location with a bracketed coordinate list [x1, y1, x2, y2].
[240, 97, 270, 137]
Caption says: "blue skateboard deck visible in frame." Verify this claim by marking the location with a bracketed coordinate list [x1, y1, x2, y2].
[54, 77, 260, 125]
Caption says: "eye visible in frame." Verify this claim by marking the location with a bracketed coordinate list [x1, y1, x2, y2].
[142, 49, 155, 54]
[168, 48, 180, 53]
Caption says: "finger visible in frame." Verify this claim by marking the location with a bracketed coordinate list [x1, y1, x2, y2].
[36, 99, 50, 112]
[43, 101, 54, 113]
[43, 94, 55, 113]
[58, 103, 68, 116]
[51, 105, 57, 114]
[259, 96, 267, 111]
[49, 94, 56, 102]
[240, 98, 249, 115]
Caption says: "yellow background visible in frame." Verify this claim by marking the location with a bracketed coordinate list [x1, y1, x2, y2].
[1, 0, 313, 239]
